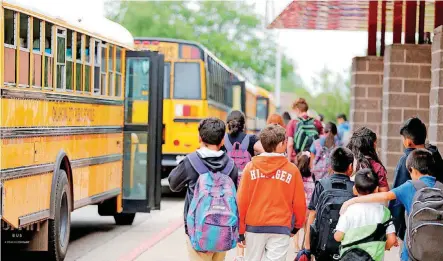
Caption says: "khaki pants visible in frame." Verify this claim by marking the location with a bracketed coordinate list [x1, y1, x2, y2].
[186, 237, 227, 261]
[244, 232, 290, 261]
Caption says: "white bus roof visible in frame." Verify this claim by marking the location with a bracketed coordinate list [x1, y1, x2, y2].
[3, 0, 134, 49]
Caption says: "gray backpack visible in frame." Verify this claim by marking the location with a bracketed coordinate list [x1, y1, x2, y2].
[406, 180, 443, 261]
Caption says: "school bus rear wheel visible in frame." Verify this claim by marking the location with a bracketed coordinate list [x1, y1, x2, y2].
[47, 170, 71, 261]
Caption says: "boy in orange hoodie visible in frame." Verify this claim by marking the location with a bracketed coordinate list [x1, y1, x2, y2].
[237, 124, 307, 261]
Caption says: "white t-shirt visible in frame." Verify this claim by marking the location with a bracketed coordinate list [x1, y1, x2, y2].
[336, 202, 396, 234]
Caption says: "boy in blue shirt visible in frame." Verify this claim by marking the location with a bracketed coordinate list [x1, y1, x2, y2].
[389, 117, 427, 241]
[340, 149, 437, 261]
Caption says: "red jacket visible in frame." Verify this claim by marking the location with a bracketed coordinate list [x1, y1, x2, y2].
[237, 154, 306, 235]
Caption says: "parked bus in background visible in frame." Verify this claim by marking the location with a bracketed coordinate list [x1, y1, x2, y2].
[0, 1, 164, 260]
[134, 38, 275, 187]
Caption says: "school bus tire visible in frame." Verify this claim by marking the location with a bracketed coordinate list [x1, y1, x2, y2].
[113, 213, 136, 225]
[47, 169, 71, 261]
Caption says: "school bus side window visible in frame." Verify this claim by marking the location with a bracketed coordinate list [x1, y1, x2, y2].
[115, 47, 122, 97]
[32, 17, 42, 88]
[44, 22, 54, 89]
[66, 30, 73, 91]
[4, 9, 16, 86]
[84, 35, 91, 93]
[93, 40, 101, 94]
[100, 43, 107, 95]
[108, 45, 114, 96]
[56, 28, 66, 90]
[18, 13, 30, 87]
[75, 33, 83, 92]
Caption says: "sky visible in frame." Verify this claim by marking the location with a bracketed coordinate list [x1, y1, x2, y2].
[58, 0, 373, 89]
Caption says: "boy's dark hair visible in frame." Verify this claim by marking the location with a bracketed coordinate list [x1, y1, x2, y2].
[406, 148, 436, 176]
[336, 113, 347, 121]
[330, 147, 354, 173]
[296, 153, 311, 178]
[259, 124, 286, 152]
[400, 117, 427, 145]
[318, 114, 324, 122]
[198, 117, 226, 146]
[355, 168, 379, 195]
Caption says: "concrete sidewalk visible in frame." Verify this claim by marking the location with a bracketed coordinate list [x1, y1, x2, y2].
[136, 226, 400, 261]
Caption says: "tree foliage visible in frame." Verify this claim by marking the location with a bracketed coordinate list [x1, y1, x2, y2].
[285, 66, 350, 122]
[106, 0, 294, 84]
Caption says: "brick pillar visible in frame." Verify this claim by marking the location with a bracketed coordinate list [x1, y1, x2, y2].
[430, 26, 443, 151]
[350, 56, 384, 136]
[381, 44, 432, 178]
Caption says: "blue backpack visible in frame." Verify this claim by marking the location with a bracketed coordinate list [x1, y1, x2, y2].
[186, 152, 239, 252]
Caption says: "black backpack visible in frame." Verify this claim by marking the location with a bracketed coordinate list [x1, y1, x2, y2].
[340, 248, 373, 261]
[293, 117, 319, 152]
[425, 144, 443, 182]
[310, 178, 355, 259]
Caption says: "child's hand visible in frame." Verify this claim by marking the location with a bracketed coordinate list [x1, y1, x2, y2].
[237, 241, 246, 248]
[394, 237, 399, 247]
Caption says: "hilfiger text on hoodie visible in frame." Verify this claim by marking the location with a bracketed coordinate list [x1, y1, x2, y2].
[249, 169, 293, 184]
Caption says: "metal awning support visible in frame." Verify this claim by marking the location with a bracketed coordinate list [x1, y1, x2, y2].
[405, 1, 417, 44]
[381, 1, 387, 56]
[367, 1, 378, 56]
[419, 1, 426, 44]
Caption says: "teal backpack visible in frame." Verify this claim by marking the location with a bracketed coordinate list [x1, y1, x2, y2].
[339, 207, 392, 261]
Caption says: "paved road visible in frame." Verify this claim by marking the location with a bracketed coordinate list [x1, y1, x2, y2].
[62, 195, 399, 261]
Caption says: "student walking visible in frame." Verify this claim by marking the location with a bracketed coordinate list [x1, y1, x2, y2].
[347, 127, 389, 192]
[310, 122, 340, 181]
[336, 113, 350, 145]
[224, 110, 261, 175]
[304, 147, 355, 261]
[237, 124, 306, 261]
[293, 152, 315, 252]
[286, 98, 323, 162]
[168, 118, 239, 261]
[341, 149, 443, 261]
[334, 168, 397, 261]
[389, 118, 427, 241]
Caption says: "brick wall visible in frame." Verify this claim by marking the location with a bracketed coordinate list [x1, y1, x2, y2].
[350, 56, 384, 136]
[430, 26, 443, 152]
[381, 44, 432, 177]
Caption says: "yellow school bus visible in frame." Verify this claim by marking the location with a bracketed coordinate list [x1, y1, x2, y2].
[134, 38, 276, 185]
[0, 1, 164, 260]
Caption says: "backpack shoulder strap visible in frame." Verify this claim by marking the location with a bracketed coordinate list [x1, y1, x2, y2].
[187, 152, 210, 175]
[320, 178, 353, 192]
[221, 158, 235, 175]
[434, 181, 443, 191]
[240, 134, 250, 150]
[382, 206, 392, 223]
[224, 133, 233, 151]
[319, 178, 332, 191]
[411, 180, 427, 191]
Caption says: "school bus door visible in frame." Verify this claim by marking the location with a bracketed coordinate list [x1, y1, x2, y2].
[122, 51, 164, 213]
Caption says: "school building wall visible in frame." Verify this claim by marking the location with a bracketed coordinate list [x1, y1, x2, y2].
[350, 28, 443, 182]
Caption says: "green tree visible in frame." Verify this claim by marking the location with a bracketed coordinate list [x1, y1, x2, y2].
[309, 66, 351, 121]
[106, 0, 294, 84]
